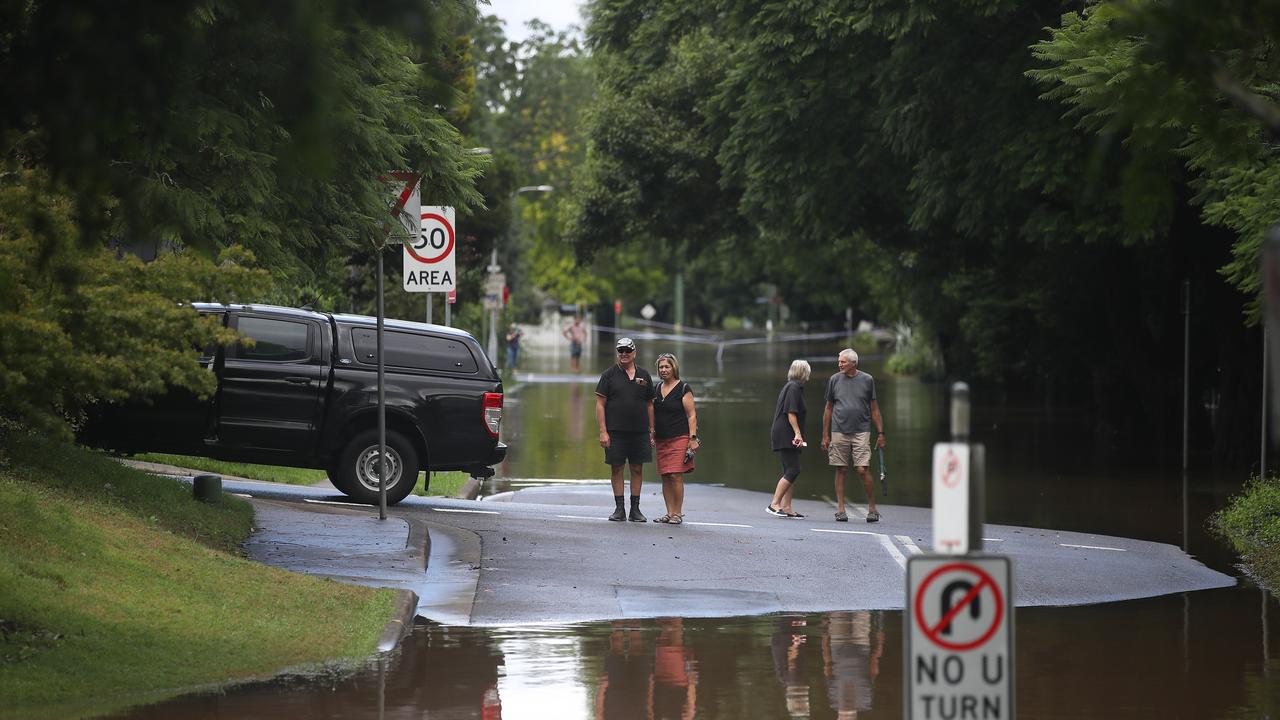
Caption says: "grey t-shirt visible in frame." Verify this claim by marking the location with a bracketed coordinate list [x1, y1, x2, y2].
[825, 371, 877, 434]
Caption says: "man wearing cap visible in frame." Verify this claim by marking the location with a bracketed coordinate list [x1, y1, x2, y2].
[596, 337, 656, 521]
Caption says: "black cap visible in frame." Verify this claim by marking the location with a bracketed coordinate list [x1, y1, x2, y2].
[616, 337, 636, 351]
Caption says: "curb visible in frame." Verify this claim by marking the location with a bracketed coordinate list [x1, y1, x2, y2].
[376, 589, 420, 652]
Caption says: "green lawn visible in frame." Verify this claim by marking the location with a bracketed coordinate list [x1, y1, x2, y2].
[135, 452, 327, 485]
[134, 452, 470, 497]
[0, 433, 396, 719]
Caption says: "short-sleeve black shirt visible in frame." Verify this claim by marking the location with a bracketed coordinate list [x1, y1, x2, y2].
[595, 364, 655, 433]
[770, 380, 807, 450]
[653, 381, 692, 439]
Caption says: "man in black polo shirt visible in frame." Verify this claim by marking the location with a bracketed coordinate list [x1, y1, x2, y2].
[595, 337, 656, 521]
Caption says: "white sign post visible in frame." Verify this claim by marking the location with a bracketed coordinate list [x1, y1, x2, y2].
[404, 206, 456, 292]
[906, 555, 1013, 720]
[932, 443, 971, 554]
[483, 272, 505, 311]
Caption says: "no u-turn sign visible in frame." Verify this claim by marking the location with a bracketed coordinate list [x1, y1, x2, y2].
[907, 555, 1013, 719]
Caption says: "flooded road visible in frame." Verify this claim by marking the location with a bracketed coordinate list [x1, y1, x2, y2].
[111, 333, 1276, 719]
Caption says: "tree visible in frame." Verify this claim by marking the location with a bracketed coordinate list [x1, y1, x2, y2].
[1030, 0, 1280, 319]
[0, 0, 488, 434]
[568, 0, 1264, 451]
[0, 168, 268, 437]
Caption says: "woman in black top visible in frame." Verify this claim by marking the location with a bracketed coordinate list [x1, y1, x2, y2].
[652, 352, 699, 524]
[768, 359, 811, 518]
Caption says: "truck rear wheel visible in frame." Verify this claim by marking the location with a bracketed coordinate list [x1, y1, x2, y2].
[336, 429, 420, 505]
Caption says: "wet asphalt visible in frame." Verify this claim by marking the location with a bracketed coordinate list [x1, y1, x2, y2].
[161, 470, 1235, 632]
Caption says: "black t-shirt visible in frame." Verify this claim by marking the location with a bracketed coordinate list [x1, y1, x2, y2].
[770, 380, 807, 450]
[595, 364, 655, 433]
[653, 380, 692, 439]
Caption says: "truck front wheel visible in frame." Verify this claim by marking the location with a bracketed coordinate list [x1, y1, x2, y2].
[336, 429, 420, 505]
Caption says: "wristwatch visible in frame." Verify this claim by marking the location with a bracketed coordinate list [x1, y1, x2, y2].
[689, 434, 699, 441]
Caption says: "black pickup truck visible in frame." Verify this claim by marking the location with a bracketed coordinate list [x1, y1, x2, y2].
[82, 303, 506, 505]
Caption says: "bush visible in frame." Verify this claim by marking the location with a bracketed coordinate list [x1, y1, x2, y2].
[1210, 474, 1280, 588]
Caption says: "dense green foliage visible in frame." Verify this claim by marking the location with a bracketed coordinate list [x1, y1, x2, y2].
[1, 1, 489, 435]
[1029, 0, 1280, 319]
[1212, 475, 1280, 589]
[0, 169, 269, 437]
[569, 0, 1272, 450]
[0, 432, 394, 716]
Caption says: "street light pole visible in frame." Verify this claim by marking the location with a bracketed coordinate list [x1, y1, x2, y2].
[487, 184, 553, 364]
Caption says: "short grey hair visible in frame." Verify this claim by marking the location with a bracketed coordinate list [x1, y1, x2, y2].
[840, 348, 859, 365]
[788, 359, 811, 382]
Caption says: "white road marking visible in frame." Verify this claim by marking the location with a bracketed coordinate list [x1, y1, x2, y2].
[304, 498, 370, 508]
[812, 529, 907, 569]
[433, 508, 501, 515]
[983, 537, 1005, 542]
[509, 478, 610, 485]
[553, 515, 750, 528]
[686, 521, 752, 528]
[1060, 543, 1126, 552]
[896, 535, 923, 555]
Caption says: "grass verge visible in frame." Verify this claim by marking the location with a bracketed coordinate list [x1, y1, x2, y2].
[134, 453, 327, 485]
[1209, 474, 1280, 588]
[134, 453, 469, 497]
[0, 432, 396, 719]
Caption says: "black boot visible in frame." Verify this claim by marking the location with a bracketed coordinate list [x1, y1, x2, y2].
[628, 495, 646, 522]
[608, 496, 626, 522]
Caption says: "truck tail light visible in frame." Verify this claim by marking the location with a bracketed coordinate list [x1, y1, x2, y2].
[483, 392, 503, 439]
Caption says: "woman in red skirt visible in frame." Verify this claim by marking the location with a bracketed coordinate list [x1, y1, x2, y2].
[652, 352, 699, 524]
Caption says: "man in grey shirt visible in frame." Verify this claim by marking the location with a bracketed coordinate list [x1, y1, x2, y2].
[822, 348, 886, 522]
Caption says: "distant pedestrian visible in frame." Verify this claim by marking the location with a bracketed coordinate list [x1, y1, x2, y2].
[595, 337, 655, 521]
[505, 323, 522, 369]
[768, 359, 810, 518]
[652, 352, 698, 524]
[821, 349, 886, 522]
[563, 315, 587, 373]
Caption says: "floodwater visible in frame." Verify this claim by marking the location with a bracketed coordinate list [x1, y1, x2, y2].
[110, 333, 1279, 719]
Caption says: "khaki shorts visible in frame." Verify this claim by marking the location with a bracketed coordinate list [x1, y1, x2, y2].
[828, 431, 871, 468]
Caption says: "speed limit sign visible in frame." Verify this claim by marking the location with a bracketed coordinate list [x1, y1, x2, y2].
[404, 205, 456, 292]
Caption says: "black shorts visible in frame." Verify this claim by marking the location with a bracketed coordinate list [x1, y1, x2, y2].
[605, 431, 651, 466]
[777, 448, 802, 482]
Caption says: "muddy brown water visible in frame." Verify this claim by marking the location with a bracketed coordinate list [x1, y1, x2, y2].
[108, 336, 1276, 719]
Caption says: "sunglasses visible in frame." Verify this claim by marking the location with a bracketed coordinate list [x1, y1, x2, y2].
[616, 347, 635, 354]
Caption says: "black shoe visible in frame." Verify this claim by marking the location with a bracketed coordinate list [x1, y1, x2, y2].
[608, 507, 626, 522]
[629, 507, 647, 522]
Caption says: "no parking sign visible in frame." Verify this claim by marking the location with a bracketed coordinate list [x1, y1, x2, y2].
[906, 555, 1013, 719]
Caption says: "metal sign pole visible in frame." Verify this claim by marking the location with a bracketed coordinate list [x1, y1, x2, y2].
[377, 246, 387, 521]
[908, 382, 1011, 719]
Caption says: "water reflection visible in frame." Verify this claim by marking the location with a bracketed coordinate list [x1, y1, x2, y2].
[594, 619, 696, 719]
[109, 622, 504, 719]
[108, 588, 1280, 719]
[772, 616, 813, 717]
